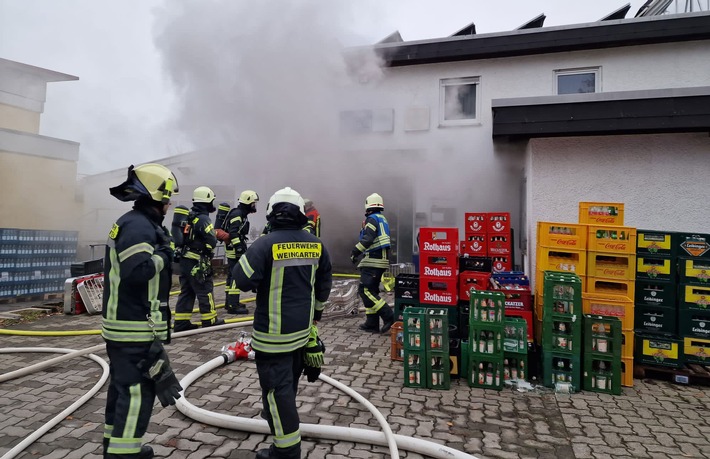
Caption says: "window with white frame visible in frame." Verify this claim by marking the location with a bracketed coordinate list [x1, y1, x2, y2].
[555, 67, 600, 95]
[439, 77, 480, 126]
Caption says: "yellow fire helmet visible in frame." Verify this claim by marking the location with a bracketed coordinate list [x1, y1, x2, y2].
[110, 163, 179, 204]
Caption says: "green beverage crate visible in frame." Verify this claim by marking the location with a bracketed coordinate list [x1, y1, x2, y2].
[403, 307, 427, 351]
[634, 279, 677, 308]
[461, 339, 470, 381]
[583, 315, 622, 357]
[636, 229, 677, 258]
[678, 308, 710, 340]
[427, 350, 451, 390]
[636, 255, 675, 282]
[635, 304, 677, 335]
[394, 298, 419, 322]
[469, 324, 504, 357]
[468, 356, 504, 390]
[542, 271, 583, 317]
[503, 317, 529, 353]
[542, 313, 582, 354]
[427, 308, 450, 352]
[542, 352, 581, 390]
[503, 352, 528, 382]
[678, 257, 710, 285]
[469, 290, 505, 324]
[676, 233, 710, 259]
[635, 333, 683, 368]
[403, 349, 427, 388]
[583, 355, 622, 395]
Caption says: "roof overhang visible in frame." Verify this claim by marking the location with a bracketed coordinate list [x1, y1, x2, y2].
[491, 87, 710, 139]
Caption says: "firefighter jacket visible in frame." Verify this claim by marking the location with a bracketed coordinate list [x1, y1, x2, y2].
[224, 204, 250, 260]
[101, 206, 171, 345]
[182, 205, 218, 262]
[305, 207, 321, 237]
[234, 225, 332, 354]
[355, 211, 391, 269]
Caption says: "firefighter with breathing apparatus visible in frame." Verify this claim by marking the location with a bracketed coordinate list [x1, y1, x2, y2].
[173, 186, 225, 331]
[303, 198, 321, 237]
[233, 187, 332, 459]
[101, 163, 183, 459]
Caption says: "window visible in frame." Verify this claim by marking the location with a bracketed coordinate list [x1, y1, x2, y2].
[555, 68, 600, 95]
[439, 77, 480, 126]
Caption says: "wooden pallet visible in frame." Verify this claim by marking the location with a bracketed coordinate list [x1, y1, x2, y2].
[634, 362, 710, 386]
[0, 292, 62, 305]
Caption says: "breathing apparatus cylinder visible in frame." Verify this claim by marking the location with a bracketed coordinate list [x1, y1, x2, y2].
[215, 202, 231, 230]
[171, 205, 190, 248]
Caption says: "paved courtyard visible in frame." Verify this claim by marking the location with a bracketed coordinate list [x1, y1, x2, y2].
[1, 279, 709, 459]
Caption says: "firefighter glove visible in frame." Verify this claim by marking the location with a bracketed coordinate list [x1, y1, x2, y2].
[138, 339, 183, 407]
[304, 325, 325, 368]
[302, 364, 321, 383]
[235, 241, 247, 256]
[350, 248, 361, 265]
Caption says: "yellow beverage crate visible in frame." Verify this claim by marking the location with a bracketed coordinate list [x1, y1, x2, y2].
[537, 221, 588, 251]
[579, 202, 625, 226]
[585, 277, 634, 301]
[621, 357, 633, 387]
[537, 247, 587, 276]
[622, 330, 634, 359]
[582, 293, 634, 330]
[587, 252, 636, 281]
[587, 225, 637, 254]
[683, 336, 710, 364]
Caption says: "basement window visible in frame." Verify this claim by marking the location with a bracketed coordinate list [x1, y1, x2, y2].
[439, 77, 480, 126]
[555, 67, 600, 95]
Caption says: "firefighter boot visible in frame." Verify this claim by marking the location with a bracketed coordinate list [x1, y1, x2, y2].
[255, 445, 300, 459]
[379, 304, 395, 334]
[173, 320, 197, 332]
[203, 318, 225, 328]
[358, 314, 380, 333]
[105, 444, 153, 458]
[233, 303, 249, 314]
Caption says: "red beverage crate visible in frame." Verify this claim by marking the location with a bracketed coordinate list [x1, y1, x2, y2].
[496, 285, 533, 311]
[459, 272, 492, 301]
[487, 234, 512, 255]
[488, 212, 511, 234]
[419, 227, 459, 254]
[420, 253, 458, 278]
[419, 276, 458, 306]
[464, 213, 487, 234]
[505, 309, 534, 342]
[492, 256, 513, 273]
[460, 237, 487, 256]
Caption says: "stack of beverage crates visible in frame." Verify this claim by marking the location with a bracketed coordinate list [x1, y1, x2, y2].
[403, 307, 451, 389]
[634, 230, 710, 369]
[466, 290, 506, 390]
[461, 212, 513, 273]
[583, 315, 623, 395]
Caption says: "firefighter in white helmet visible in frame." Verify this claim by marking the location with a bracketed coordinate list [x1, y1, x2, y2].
[233, 187, 332, 459]
[103, 163, 182, 458]
[351, 192, 395, 334]
[218, 189, 259, 314]
[173, 186, 225, 331]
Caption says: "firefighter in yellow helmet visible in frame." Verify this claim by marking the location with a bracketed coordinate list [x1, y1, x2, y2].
[103, 163, 182, 458]
[173, 186, 225, 331]
[303, 198, 321, 237]
[351, 193, 395, 334]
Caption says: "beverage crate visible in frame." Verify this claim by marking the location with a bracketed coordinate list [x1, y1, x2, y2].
[419, 277, 457, 306]
[461, 339, 470, 381]
[458, 272, 491, 302]
[635, 333, 683, 368]
[460, 237, 487, 256]
[578, 202, 624, 226]
[635, 255, 674, 282]
[537, 221, 588, 251]
[391, 321, 404, 361]
[503, 317, 529, 353]
[419, 227, 459, 254]
[621, 357, 633, 387]
[488, 212, 511, 235]
[587, 225, 637, 254]
[496, 285, 533, 311]
[537, 247, 586, 275]
[491, 256, 513, 273]
[587, 252, 636, 281]
[586, 277, 634, 301]
[505, 309, 534, 342]
[542, 271, 583, 316]
[635, 304, 677, 335]
[420, 252, 458, 276]
[542, 314, 582, 354]
[622, 330, 634, 359]
[679, 284, 710, 311]
[427, 351, 451, 389]
[404, 349, 427, 388]
[676, 233, 710, 258]
[459, 302, 470, 341]
[488, 234, 512, 255]
[678, 257, 710, 285]
[503, 353, 528, 382]
[427, 308, 449, 352]
[403, 307, 427, 350]
[637, 229, 677, 258]
[583, 355, 622, 395]
[492, 271, 529, 286]
[678, 309, 710, 339]
[583, 315, 622, 357]
[459, 256, 492, 273]
[469, 324, 504, 356]
[469, 290, 505, 324]
[444, 306, 459, 338]
[542, 353, 581, 390]
[394, 298, 419, 322]
[634, 279, 676, 308]
[449, 339, 461, 378]
[683, 336, 710, 365]
[395, 273, 419, 300]
[582, 293, 634, 330]
[468, 357, 505, 390]
[464, 213, 487, 235]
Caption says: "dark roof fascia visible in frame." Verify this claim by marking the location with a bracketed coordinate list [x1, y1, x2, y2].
[491, 87, 710, 139]
[365, 12, 710, 67]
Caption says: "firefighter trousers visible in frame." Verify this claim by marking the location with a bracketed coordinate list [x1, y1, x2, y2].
[104, 342, 156, 457]
[358, 266, 394, 328]
[175, 258, 217, 326]
[255, 349, 304, 459]
[225, 257, 242, 309]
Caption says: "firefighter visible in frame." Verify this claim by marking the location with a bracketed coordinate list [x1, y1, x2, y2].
[102, 163, 183, 459]
[173, 186, 225, 331]
[303, 198, 321, 237]
[221, 189, 259, 314]
[350, 192, 395, 334]
[234, 187, 332, 459]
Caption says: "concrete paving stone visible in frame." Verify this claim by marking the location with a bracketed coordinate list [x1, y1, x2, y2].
[482, 447, 521, 458]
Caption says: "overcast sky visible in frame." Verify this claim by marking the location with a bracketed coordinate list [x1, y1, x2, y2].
[0, 0, 659, 175]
